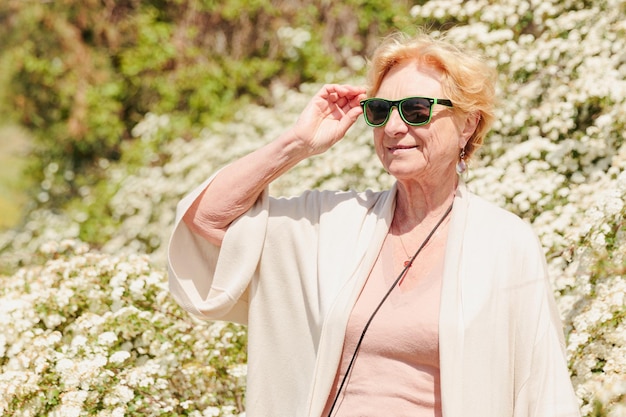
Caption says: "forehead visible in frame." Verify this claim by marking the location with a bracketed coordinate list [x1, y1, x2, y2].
[377, 61, 444, 98]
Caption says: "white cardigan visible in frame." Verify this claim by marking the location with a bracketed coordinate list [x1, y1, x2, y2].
[168, 175, 581, 417]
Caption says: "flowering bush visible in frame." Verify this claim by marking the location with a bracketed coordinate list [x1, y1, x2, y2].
[1, 0, 626, 415]
[0, 241, 247, 416]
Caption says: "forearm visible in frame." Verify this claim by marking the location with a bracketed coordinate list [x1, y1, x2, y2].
[183, 128, 310, 246]
[183, 83, 367, 246]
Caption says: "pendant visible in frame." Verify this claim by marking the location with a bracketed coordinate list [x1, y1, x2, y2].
[404, 260, 411, 267]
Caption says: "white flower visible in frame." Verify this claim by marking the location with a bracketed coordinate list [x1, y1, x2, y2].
[111, 286, 125, 300]
[129, 278, 145, 295]
[114, 385, 134, 404]
[56, 358, 75, 373]
[39, 240, 59, 254]
[112, 407, 126, 417]
[202, 407, 222, 417]
[227, 364, 247, 379]
[71, 335, 88, 348]
[109, 350, 131, 365]
[98, 331, 118, 346]
[51, 404, 82, 417]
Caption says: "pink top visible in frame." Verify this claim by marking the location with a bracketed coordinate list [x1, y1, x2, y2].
[322, 233, 444, 417]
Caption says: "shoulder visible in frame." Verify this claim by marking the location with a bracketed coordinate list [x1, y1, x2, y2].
[458, 191, 550, 293]
[264, 187, 395, 252]
[463, 190, 540, 250]
[467, 191, 533, 232]
[269, 187, 394, 218]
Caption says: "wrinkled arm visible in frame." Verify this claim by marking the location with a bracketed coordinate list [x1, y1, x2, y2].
[183, 84, 366, 246]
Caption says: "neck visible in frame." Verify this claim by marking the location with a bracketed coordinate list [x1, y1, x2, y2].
[393, 175, 458, 232]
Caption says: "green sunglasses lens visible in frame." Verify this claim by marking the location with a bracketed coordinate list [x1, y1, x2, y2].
[400, 98, 431, 125]
[365, 100, 391, 126]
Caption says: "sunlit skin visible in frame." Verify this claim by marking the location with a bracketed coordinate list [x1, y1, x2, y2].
[372, 61, 478, 227]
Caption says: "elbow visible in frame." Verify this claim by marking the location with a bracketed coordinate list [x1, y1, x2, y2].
[183, 208, 226, 247]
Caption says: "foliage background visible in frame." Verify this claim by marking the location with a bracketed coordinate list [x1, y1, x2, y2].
[0, 0, 625, 416]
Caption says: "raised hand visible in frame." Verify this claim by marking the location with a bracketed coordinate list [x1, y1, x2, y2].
[291, 84, 368, 156]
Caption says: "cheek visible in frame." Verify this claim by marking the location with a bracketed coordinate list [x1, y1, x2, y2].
[373, 131, 385, 156]
[428, 122, 460, 148]
[428, 131, 461, 163]
[418, 131, 451, 162]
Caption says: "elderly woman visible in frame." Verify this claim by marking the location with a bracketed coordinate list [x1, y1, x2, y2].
[168, 32, 580, 417]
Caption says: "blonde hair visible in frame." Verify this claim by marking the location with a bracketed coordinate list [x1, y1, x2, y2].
[366, 31, 497, 158]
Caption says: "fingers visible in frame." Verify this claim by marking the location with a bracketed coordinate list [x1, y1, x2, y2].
[319, 84, 367, 104]
[291, 84, 368, 155]
[317, 84, 368, 123]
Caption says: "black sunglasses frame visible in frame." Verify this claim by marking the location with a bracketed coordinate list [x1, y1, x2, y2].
[360, 96, 454, 127]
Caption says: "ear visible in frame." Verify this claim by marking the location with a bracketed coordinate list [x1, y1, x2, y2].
[458, 111, 480, 149]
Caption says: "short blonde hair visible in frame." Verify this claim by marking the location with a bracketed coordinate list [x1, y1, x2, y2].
[366, 31, 497, 158]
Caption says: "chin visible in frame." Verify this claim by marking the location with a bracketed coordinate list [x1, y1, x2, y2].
[385, 162, 424, 178]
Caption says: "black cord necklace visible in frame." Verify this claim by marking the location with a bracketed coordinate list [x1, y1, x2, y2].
[325, 202, 453, 417]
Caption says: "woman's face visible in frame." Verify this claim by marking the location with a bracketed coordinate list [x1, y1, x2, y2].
[373, 61, 469, 185]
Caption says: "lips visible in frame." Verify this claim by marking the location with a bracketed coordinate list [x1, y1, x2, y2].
[388, 144, 418, 152]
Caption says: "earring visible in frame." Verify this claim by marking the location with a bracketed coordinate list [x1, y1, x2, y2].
[456, 149, 467, 175]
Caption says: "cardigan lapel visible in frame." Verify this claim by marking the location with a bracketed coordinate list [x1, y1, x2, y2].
[439, 182, 469, 417]
[305, 184, 397, 417]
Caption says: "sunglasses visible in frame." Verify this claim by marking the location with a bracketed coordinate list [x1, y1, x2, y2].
[360, 96, 454, 127]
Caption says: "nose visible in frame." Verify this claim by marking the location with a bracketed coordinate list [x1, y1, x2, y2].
[383, 107, 409, 134]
